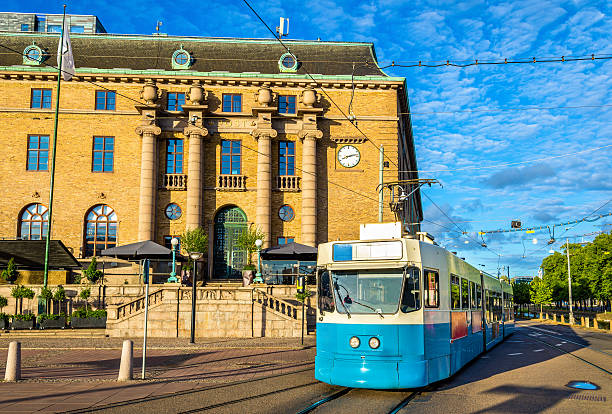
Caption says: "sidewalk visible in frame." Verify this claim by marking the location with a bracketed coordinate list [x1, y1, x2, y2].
[0, 336, 316, 413]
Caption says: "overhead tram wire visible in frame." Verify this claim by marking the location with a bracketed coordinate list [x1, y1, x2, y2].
[240, 0, 400, 169]
[397, 103, 612, 116]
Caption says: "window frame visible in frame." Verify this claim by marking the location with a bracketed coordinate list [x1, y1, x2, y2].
[222, 94, 242, 113]
[26, 135, 50, 171]
[461, 277, 470, 309]
[400, 266, 421, 313]
[166, 139, 184, 174]
[167, 92, 186, 111]
[92, 136, 115, 173]
[95, 90, 116, 111]
[19, 203, 49, 240]
[31, 88, 52, 109]
[84, 204, 118, 257]
[220, 140, 242, 175]
[277, 237, 295, 245]
[278, 141, 296, 176]
[451, 274, 461, 310]
[278, 95, 297, 114]
[317, 269, 335, 313]
[423, 269, 440, 308]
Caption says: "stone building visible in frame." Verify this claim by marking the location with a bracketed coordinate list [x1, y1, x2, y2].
[0, 12, 106, 34]
[0, 29, 422, 280]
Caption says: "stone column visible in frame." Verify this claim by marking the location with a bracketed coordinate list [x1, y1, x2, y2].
[184, 125, 208, 230]
[299, 130, 323, 247]
[256, 133, 272, 247]
[135, 125, 161, 241]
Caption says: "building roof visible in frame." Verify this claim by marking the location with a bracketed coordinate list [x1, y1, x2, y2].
[0, 240, 81, 269]
[0, 32, 388, 77]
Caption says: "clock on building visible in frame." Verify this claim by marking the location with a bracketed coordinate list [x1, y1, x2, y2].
[337, 145, 361, 168]
[279, 205, 295, 222]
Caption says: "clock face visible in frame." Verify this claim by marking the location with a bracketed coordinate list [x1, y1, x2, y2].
[337, 145, 361, 168]
[279, 205, 295, 222]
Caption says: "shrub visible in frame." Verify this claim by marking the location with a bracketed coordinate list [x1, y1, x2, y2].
[71, 308, 106, 319]
[1, 257, 18, 283]
[83, 258, 103, 284]
[296, 289, 313, 303]
[0, 312, 9, 322]
[53, 285, 66, 302]
[235, 224, 265, 266]
[12, 313, 35, 321]
[80, 288, 91, 312]
[0, 295, 7, 312]
[37, 313, 65, 322]
[40, 287, 53, 301]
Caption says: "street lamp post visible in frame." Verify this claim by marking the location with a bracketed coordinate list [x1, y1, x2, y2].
[189, 251, 203, 344]
[253, 239, 263, 283]
[566, 238, 575, 325]
[167, 237, 179, 283]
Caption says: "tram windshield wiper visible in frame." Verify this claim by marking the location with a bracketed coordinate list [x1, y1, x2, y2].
[351, 300, 384, 318]
[333, 279, 351, 318]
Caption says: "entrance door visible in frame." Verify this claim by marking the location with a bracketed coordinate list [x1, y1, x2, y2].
[213, 206, 247, 279]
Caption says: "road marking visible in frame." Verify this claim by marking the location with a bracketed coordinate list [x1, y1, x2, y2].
[533, 349, 545, 352]
[527, 326, 562, 335]
[508, 353, 523, 356]
[506, 340, 524, 343]
[556, 344, 563, 346]
[480, 356, 490, 359]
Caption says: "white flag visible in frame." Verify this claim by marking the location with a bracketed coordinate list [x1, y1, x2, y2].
[57, 17, 75, 81]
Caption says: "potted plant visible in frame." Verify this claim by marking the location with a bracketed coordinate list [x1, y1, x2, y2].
[40, 286, 53, 314]
[70, 308, 107, 329]
[37, 312, 66, 329]
[12, 313, 35, 330]
[235, 224, 265, 286]
[11, 285, 34, 316]
[53, 285, 66, 314]
[83, 258, 103, 284]
[1, 257, 18, 284]
[180, 227, 208, 286]
[0, 295, 8, 329]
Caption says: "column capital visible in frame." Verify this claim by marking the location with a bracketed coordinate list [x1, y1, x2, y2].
[297, 129, 323, 140]
[135, 125, 161, 136]
[251, 128, 278, 139]
[183, 125, 209, 137]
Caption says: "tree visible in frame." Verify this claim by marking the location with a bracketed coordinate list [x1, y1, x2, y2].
[80, 288, 91, 312]
[1, 257, 18, 284]
[11, 285, 34, 315]
[180, 227, 208, 255]
[83, 258, 103, 284]
[530, 277, 553, 315]
[0, 295, 7, 313]
[40, 286, 53, 313]
[53, 285, 66, 314]
[235, 224, 265, 268]
[512, 281, 531, 312]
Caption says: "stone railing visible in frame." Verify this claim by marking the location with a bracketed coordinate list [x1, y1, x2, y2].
[217, 174, 247, 191]
[253, 289, 300, 320]
[111, 288, 164, 320]
[162, 174, 187, 190]
[276, 175, 300, 191]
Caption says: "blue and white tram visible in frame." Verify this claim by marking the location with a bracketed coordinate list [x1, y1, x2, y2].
[314, 235, 513, 389]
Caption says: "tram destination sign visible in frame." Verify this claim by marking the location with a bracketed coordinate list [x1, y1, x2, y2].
[332, 241, 403, 261]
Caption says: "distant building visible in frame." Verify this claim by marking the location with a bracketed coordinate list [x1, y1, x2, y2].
[0, 23, 422, 280]
[0, 12, 106, 34]
[512, 276, 535, 284]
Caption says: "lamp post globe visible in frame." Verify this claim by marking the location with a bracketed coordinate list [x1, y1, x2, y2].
[167, 237, 180, 283]
[254, 239, 263, 283]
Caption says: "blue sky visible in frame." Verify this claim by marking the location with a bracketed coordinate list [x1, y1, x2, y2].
[6, 0, 611, 277]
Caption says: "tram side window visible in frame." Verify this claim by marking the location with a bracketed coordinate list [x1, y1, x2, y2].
[400, 267, 421, 313]
[486, 290, 493, 321]
[461, 278, 469, 309]
[476, 283, 482, 309]
[317, 270, 335, 312]
[451, 275, 460, 310]
[496, 292, 503, 321]
[423, 269, 439, 308]
[470, 281, 476, 309]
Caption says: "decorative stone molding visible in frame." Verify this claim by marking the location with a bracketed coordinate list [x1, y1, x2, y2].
[183, 125, 209, 137]
[251, 128, 278, 139]
[140, 81, 161, 104]
[186, 82, 206, 105]
[254, 87, 275, 107]
[331, 137, 368, 144]
[135, 125, 162, 136]
[299, 88, 320, 108]
[297, 129, 323, 140]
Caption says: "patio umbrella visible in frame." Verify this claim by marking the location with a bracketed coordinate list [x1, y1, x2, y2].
[101, 240, 174, 259]
[260, 242, 317, 260]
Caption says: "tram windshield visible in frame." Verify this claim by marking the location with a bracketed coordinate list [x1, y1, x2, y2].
[331, 269, 404, 315]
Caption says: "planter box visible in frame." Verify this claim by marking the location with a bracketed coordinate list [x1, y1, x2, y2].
[71, 317, 106, 329]
[39, 316, 67, 329]
[0, 319, 9, 330]
[12, 319, 35, 330]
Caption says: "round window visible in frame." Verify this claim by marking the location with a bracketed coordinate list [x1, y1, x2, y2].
[174, 52, 188, 65]
[165, 203, 182, 220]
[26, 48, 41, 62]
[279, 205, 295, 222]
[278, 52, 298, 72]
[282, 55, 296, 69]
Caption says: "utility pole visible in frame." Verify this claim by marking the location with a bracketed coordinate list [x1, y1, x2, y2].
[566, 238, 574, 325]
[378, 145, 384, 222]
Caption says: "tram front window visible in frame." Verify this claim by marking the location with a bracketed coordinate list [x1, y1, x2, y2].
[331, 269, 404, 315]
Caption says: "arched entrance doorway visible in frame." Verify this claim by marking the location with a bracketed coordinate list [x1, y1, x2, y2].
[213, 206, 247, 279]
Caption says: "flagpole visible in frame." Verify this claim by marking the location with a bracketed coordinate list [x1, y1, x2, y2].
[43, 5, 67, 288]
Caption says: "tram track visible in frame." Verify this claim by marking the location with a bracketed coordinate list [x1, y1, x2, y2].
[295, 387, 422, 414]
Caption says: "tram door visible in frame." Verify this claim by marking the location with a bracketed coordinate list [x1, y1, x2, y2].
[213, 206, 247, 279]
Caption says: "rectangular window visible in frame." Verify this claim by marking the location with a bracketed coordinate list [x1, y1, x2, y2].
[167, 92, 185, 111]
[476, 283, 482, 309]
[470, 281, 477, 309]
[92, 136, 114, 172]
[70, 25, 85, 33]
[220, 140, 241, 174]
[47, 24, 61, 33]
[279, 141, 295, 175]
[21, 24, 30, 31]
[35, 16, 45, 32]
[278, 95, 296, 114]
[222, 94, 242, 112]
[31, 89, 52, 109]
[166, 139, 184, 173]
[400, 267, 421, 313]
[277, 237, 295, 245]
[461, 278, 469, 309]
[26, 135, 49, 171]
[95, 90, 116, 110]
[451, 274, 461, 310]
[424, 269, 439, 308]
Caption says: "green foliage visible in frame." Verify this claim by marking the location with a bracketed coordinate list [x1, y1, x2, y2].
[180, 227, 209, 256]
[530, 277, 553, 307]
[71, 308, 107, 319]
[235, 224, 265, 266]
[0, 312, 9, 322]
[296, 289, 313, 303]
[512, 282, 531, 305]
[1, 257, 18, 283]
[243, 264, 256, 271]
[83, 258, 103, 284]
[53, 285, 66, 302]
[11, 285, 34, 300]
[37, 313, 65, 323]
[0, 295, 7, 312]
[40, 287, 53, 301]
[12, 313, 34, 321]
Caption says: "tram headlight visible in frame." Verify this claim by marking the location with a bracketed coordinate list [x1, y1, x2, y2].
[349, 336, 360, 348]
[369, 337, 380, 349]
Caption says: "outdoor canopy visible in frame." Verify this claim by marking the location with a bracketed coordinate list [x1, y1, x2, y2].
[101, 240, 177, 259]
[260, 242, 317, 260]
[0, 240, 80, 269]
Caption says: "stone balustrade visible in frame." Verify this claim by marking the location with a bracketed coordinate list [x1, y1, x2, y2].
[162, 173, 187, 190]
[253, 289, 300, 320]
[276, 175, 300, 192]
[217, 174, 247, 191]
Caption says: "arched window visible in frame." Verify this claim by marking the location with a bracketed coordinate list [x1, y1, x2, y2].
[84, 204, 117, 257]
[19, 203, 48, 240]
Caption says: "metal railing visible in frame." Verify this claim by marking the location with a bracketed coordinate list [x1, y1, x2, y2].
[162, 174, 187, 190]
[116, 289, 163, 320]
[217, 174, 247, 191]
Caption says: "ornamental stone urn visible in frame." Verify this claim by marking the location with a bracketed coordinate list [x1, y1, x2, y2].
[301, 88, 317, 107]
[188, 83, 204, 105]
[140, 81, 159, 104]
[256, 87, 273, 106]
